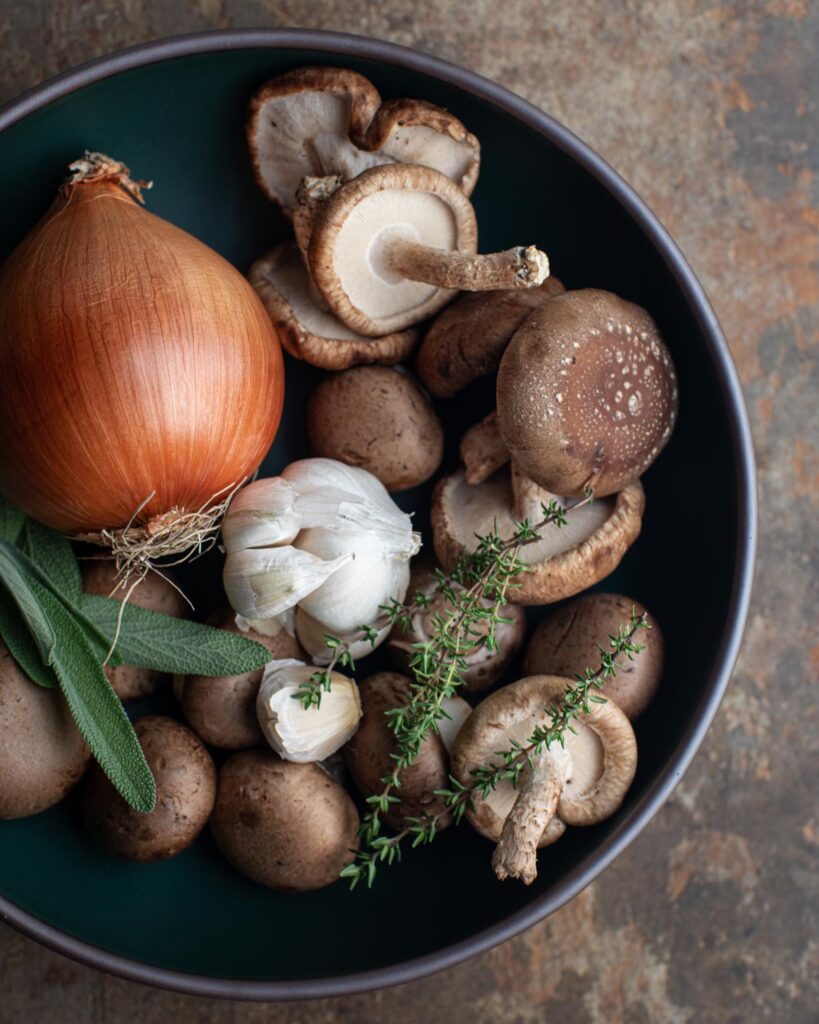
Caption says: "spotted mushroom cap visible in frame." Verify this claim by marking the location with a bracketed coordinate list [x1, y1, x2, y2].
[497, 289, 678, 497]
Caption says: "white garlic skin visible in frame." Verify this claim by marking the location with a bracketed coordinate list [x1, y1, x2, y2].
[295, 606, 392, 665]
[256, 659, 362, 763]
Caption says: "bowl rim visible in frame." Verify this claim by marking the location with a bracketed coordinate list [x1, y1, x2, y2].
[0, 27, 757, 1002]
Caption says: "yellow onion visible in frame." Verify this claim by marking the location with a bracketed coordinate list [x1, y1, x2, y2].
[0, 152, 284, 558]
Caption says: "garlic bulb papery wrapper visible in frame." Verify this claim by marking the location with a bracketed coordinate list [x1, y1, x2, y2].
[223, 459, 421, 639]
[0, 152, 284, 542]
[235, 607, 296, 638]
[256, 660, 362, 762]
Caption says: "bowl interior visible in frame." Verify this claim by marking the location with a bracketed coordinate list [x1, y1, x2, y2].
[0, 46, 742, 985]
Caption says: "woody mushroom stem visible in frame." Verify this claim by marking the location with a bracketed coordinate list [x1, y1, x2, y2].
[301, 164, 551, 336]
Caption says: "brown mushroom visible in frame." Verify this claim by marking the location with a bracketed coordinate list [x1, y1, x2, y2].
[524, 593, 664, 719]
[387, 561, 526, 693]
[451, 675, 637, 883]
[432, 460, 644, 605]
[416, 278, 565, 397]
[81, 560, 186, 701]
[178, 607, 305, 750]
[0, 642, 90, 818]
[344, 672, 465, 830]
[247, 66, 480, 217]
[82, 716, 216, 861]
[497, 289, 678, 497]
[304, 165, 550, 336]
[249, 242, 418, 370]
[210, 749, 359, 891]
[307, 366, 444, 491]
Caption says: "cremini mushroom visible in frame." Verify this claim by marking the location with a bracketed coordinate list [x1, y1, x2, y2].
[432, 457, 644, 605]
[303, 164, 550, 336]
[247, 66, 480, 217]
[497, 289, 678, 497]
[82, 716, 216, 861]
[344, 672, 468, 830]
[82, 560, 186, 702]
[524, 593, 663, 719]
[451, 675, 637, 883]
[307, 365, 444, 490]
[249, 242, 418, 370]
[210, 750, 359, 891]
[416, 278, 565, 397]
[178, 607, 304, 750]
[387, 560, 526, 693]
[0, 642, 90, 819]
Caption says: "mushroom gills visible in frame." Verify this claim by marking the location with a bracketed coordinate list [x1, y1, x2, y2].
[443, 468, 614, 564]
[338, 189, 458, 319]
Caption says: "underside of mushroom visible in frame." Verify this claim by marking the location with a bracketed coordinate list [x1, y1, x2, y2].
[249, 242, 418, 369]
[248, 66, 481, 217]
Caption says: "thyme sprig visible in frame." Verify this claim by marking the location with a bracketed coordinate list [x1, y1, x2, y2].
[341, 607, 649, 888]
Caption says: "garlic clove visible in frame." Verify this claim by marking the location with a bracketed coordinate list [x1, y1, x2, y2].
[295, 606, 391, 664]
[235, 607, 296, 638]
[222, 478, 301, 552]
[256, 659, 362, 762]
[223, 545, 352, 621]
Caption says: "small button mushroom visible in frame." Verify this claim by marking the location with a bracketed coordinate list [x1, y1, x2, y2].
[524, 593, 664, 719]
[82, 560, 186, 701]
[249, 242, 418, 370]
[82, 716, 216, 861]
[416, 278, 565, 398]
[307, 366, 444, 491]
[387, 561, 526, 693]
[432, 458, 644, 605]
[210, 749, 359, 891]
[0, 642, 90, 819]
[344, 672, 458, 830]
[497, 289, 679, 497]
[247, 66, 480, 218]
[256, 659, 362, 763]
[303, 164, 550, 336]
[178, 607, 305, 750]
[451, 675, 637, 883]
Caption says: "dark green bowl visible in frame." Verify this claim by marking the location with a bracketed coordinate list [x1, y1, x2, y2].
[0, 29, 756, 1000]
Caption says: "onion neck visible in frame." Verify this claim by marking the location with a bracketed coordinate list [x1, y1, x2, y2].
[65, 151, 151, 205]
[386, 238, 549, 291]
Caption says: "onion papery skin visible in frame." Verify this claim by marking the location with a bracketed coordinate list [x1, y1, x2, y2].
[0, 173, 284, 534]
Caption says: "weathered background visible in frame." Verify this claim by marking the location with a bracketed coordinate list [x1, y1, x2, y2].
[0, 1, 816, 1021]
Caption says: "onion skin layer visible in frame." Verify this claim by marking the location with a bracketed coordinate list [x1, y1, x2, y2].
[0, 173, 284, 534]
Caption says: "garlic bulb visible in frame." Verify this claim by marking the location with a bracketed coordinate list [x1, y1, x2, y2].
[235, 607, 296, 638]
[295, 606, 391, 665]
[223, 459, 421, 656]
[256, 659, 362, 762]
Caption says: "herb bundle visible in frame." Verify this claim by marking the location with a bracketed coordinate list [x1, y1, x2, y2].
[0, 497, 270, 812]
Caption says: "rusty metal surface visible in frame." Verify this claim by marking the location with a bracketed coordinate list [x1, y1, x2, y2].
[0, 1, 815, 1021]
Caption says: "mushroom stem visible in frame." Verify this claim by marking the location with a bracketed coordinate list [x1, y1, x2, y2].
[510, 462, 560, 522]
[461, 411, 511, 485]
[386, 240, 550, 292]
[491, 744, 571, 884]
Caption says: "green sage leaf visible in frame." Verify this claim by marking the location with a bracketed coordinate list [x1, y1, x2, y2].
[22, 519, 82, 603]
[31, 580, 156, 813]
[0, 497, 25, 545]
[80, 593, 271, 676]
[0, 541, 56, 661]
[0, 585, 58, 688]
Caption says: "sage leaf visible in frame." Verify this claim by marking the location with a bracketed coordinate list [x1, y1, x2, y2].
[23, 519, 82, 602]
[0, 497, 24, 545]
[0, 585, 58, 688]
[0, 541, 56, 661]
[31, 580, 156, 813]
[80, 593, 271, 676]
